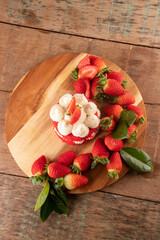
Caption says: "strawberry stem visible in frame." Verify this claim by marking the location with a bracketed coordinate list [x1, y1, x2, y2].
[108, 170, 119, 179]
[138, 116, 145, 124]
[70, 164, 81, 174]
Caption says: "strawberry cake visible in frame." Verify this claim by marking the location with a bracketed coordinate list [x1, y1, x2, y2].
[50, 93, 100, 145]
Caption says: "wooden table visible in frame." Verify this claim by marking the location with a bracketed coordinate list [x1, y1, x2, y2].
[0, 1, 160, 239]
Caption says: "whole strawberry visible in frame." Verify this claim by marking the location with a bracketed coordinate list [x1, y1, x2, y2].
[104, 134, 123, 151]
[107, 72, 128, 88]
[31, 155, 47, 176]
[71, 153, 91, 173]
[89, 55, 106, 71]
[107, 152, 122, 179]
[128, 124, 138, 142]
[48, 162, 71, 178]
[63, 173, 88, 190]
[126, 104, 145, 124]
[115, 92, 135, 105]
[103, 78, 125, 96]
[103, 105, 123, 122]
[57, 150, 76, 166]
[100, 116, 116, 132]
[92, 138, 110, 168]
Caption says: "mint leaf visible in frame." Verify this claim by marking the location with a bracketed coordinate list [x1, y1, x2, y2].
[120, 110, 137, 127]
[120, 147, 153, 172]
[34, 182, 50, 211]
[72, 67, 78, 80]
[112, 121, 129, 139]
[54, 188, 68, 206]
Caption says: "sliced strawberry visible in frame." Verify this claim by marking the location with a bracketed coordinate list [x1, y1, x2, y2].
[103, 79, 125, 96]
[91, 77, 100, 97]
[79, 65, 99, 80]
[67, 97, 76, 114]
[100, 116, 116, 132]
[84, 78, 92, 99]
[78, 56, 91, 69]
[89, 55, 106, 71]
[57, 151, 76, 166]
[48, 162, 71, 178]
[63, 173, 88, 190]
[70, 106, 81, 124]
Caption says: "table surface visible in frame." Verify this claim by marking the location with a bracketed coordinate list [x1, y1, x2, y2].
[0, 1, 160, 239]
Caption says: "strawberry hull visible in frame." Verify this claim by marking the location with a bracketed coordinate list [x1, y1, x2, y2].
[53, 121, 99, 145]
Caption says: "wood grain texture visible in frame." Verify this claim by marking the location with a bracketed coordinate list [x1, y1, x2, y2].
[1, 23, 160, 105]
[0, 0, 160, 47]
[0, 174, 160, 240]
[5, 53, 146, 194]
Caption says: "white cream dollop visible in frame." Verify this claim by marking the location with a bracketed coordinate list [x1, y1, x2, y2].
[74, 94, 88, 106]
[58, 120, 72, 136]
[59, 94, 73, 108]
[50, 104, 64, 122]
[64, 113, 71, 122]
[84, 102, 97, 115]
[76, 107, 86, 123]
[72, 122, 89, 138]
[85, 115, 100, 128]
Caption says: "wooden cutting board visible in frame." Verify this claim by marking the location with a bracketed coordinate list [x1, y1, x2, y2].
[5, 53, 147, 194]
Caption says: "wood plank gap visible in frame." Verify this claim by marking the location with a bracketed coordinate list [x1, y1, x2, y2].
[1, 21, 160, 50]
[144, 102, 160, 106]
[0, 89, 12, 93]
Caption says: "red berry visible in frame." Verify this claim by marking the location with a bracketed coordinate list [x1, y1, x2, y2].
[115, 92, 135, 105]
[70, 106, 81, 124]
[78, 56, 90, 69]
[107, 72, 124, 83]
[48, 162, 71, 178]
[74, 78, 91, 99]
[91, 77, 100, 97]
[126, 105, 145, 124]
[103, 79, 125, 96]
[79, 65, 99, 79]
[72, 153, 91, 172]
[67, 97, 76, 114]
[89, 55, 106, 71]
[128, 124, 138, 142]
[107, 152, 122, 179]
[57, 151, 76, 166]
[104, 134, 123, 151]
[63, 173, 88, 190]
[100, 116, 116, 132]
[31, 155, 47, 176]
[103, 105, 123, 122]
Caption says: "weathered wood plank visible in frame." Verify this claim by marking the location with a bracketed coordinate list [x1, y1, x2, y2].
[1, 91, 160, 201]
[0, 23, 160, 104]
[0, 0, 160, 47]
[0, 174, 160, 240]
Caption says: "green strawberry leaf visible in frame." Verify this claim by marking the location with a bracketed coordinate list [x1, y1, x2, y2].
[138, 116, 145, 124]
[70, 164, 81, 174]
[99, 116, 113, 130]
[128, 130, 137, 143]
[108, 171, 119, 179]
[121, 79, 128, 88]
[91, 160, 98, 169]
[100, 157, 110, 165]
[120, 109, 137, 127]
[72, 67, 79, 80]
[34, 182, 50, 211]
[112, 121, 129, 139]
[54, 177, 64, 188]
[97, 67, 112, 76]
[97, 74, 107, 87]
[120, 147, 153, 172]
[30, 175, 47, 186]
[40, 193, 67, 223]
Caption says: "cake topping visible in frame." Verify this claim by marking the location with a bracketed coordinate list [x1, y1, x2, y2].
[50, 104, 64, 122]
[73, 94, 88, 106]
[85, 115, 100, 128]
[58, 120, 72, 136]
[59, 94, 73, 108]
[72, 123, 89, 138]
[84, 102, 97, 115]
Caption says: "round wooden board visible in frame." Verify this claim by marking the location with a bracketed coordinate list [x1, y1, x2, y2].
[5, 53, 147, 194]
